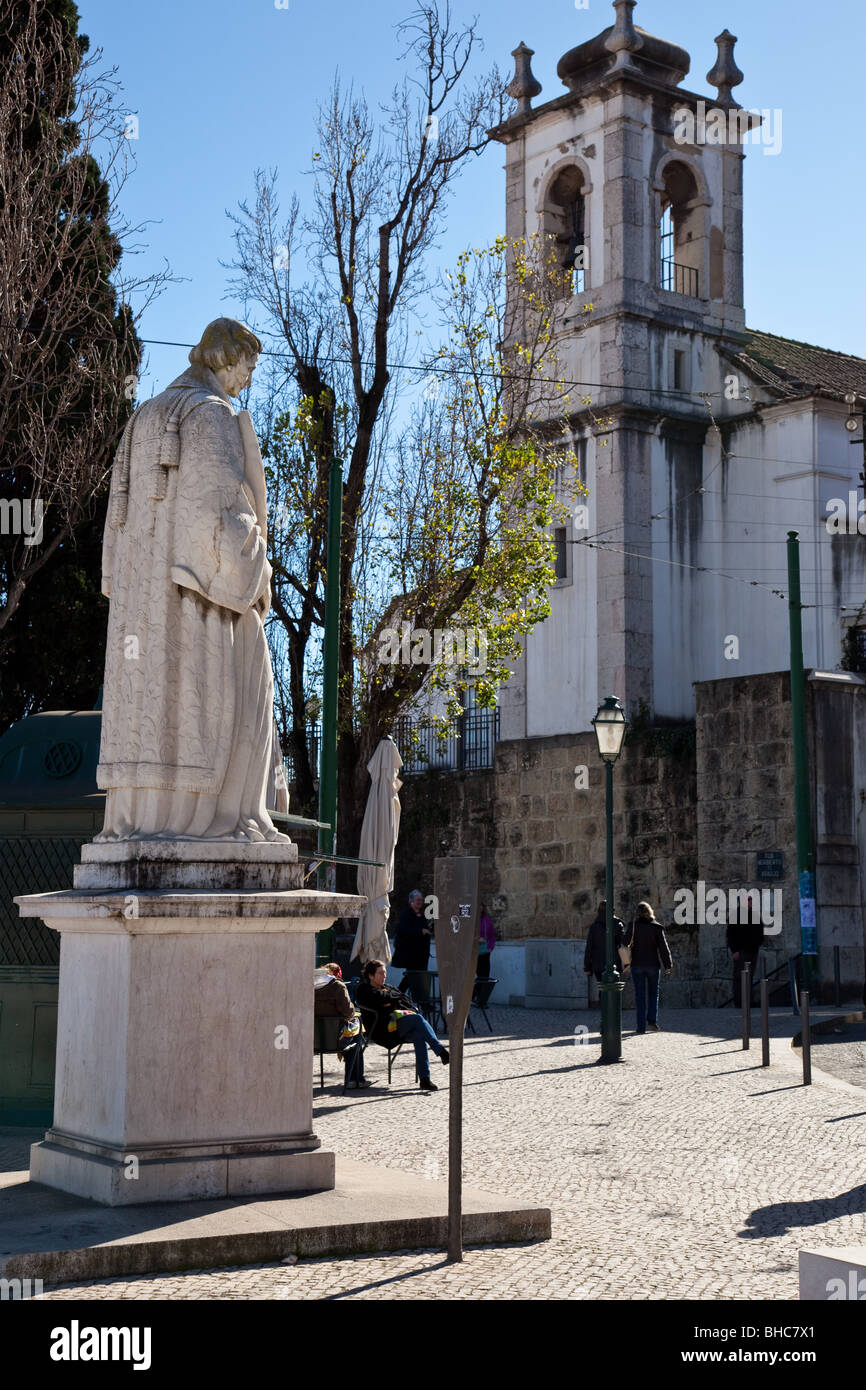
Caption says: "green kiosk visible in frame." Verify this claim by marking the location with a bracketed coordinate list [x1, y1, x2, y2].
[0, 710, 105, 1125]
[0, 710, 334, 1125]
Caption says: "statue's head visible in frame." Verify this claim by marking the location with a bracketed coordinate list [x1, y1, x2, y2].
[190, 318, 263, 397]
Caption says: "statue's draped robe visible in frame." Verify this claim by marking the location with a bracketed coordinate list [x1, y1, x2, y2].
[96, 365, 287, 842]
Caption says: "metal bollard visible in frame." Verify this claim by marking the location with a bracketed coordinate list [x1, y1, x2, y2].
[742, 967, 751, 1050]
[801, 990, 812, 1086]
[761, 978, 770, 1067]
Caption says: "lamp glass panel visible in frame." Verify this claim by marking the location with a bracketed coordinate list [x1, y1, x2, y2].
[595, 720, 623, 757]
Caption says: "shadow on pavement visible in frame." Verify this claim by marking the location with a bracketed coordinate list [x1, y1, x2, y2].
[739, 1183, 866, 1239]
[318, 1239, 548, 1299]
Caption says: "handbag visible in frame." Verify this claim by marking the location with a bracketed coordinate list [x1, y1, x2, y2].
[619, 923, 635, 971]
[337, 1009, 362, 1059]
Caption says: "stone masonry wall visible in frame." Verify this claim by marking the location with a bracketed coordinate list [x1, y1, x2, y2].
[395, 724, 701, 1003]
[696, 672, 797, 1006]
[394, 672, 866, 1007]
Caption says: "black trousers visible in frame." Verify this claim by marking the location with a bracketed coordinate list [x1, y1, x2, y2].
[398, 970, 430, 1003]
[476, 953, 491, 979]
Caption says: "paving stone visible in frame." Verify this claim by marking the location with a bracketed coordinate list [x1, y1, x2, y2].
[37, 1006, 866, 1301]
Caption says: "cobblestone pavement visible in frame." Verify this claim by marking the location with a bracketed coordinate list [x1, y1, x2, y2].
[26, 1007, 866, 1300]
[811, 1018, 866, 1091]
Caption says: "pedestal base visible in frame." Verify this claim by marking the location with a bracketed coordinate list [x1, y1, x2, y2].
[15, 851, 365, 1208]
[30, 1134, 334, 1206]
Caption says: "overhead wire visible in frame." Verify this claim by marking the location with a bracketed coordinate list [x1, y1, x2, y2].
[139, 340, 862, 613]
[138, 337, 791, 405]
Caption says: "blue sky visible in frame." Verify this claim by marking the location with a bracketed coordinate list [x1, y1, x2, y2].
[77, 0, 864, 395]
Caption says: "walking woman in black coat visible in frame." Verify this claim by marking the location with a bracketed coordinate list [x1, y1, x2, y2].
[627, 902, 673, 1033]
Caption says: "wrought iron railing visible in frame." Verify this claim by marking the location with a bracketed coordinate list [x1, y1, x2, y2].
[393, 708, 500, 774]
[661, 259, 699, 297]
[282, 708, 500, 781]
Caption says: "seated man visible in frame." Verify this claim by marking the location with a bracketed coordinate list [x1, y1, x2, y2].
[314, 963, 369, 1088]
[356, 959, 449, 1092]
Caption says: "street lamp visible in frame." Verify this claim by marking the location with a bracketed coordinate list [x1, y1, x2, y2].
[844, 393, 866, 493]
[592, 695, 627, 1062]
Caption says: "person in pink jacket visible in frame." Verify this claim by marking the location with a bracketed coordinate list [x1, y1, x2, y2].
[477, 904, 496, 979]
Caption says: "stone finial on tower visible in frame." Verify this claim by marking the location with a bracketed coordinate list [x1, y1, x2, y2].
[706, 29, 744, 106]
[507, 41, 542, 115]
[605, 0, 643, 71]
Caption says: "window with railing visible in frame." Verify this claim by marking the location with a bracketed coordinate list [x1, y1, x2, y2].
[282, 709, 500, 781]
[393, 707, 500, 774]
[659, 161, 702, 298]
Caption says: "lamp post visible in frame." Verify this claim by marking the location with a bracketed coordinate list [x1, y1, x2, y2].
[592, 695, 627, 1062]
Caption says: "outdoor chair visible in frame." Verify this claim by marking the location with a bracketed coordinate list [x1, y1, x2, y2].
[467, 977, 497, 1034]
[313, 1014, 366, 1093]
[357, 1002, 418, 1085]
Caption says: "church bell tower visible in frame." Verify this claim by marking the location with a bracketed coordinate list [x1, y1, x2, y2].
[491, 0, 753, 730]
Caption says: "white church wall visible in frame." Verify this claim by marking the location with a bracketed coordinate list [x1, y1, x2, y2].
[651, 399, 866, 717]
[524, 437, 599, 736]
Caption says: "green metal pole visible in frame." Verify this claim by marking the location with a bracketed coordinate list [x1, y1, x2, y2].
[787, 531, 817, 995]
[316, 458, 343, 959]
[600, 758, 624, 1061]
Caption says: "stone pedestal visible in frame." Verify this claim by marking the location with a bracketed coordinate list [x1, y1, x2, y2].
[799, 1247, 866, 1301]
[15, 841, 365, 1206]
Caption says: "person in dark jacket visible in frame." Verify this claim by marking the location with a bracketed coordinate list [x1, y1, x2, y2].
[356, 959, 448, 1091]
[626, 902, 673, 1033]
[583, 900, 625, 983]
[392, 889, 433, 1002]
[727, 900, 764, 1008]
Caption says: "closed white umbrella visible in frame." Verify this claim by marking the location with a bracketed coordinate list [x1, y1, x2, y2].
[351, 737, 403, 964]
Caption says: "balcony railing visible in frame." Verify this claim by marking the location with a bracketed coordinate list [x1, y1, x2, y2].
[661, 259, 699, 297]
[282, 707, 500, 782]
[393, 708, 500, 774]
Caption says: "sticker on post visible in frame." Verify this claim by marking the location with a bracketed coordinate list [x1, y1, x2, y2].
[446, 995, 454, 1015]
[459, 903, 471, 917]
[451, 915, 460, 933]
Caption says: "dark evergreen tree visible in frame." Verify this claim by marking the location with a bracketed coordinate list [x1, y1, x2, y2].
[0, 0, 143, 730]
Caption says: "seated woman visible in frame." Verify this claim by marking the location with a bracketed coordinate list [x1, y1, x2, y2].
[314, 963, 369, 1088]
[356, 959, 449, 1092]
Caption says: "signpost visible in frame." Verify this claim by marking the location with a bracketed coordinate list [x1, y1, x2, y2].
[433, 855, 480, 1263]
[787, 532, 818, 991]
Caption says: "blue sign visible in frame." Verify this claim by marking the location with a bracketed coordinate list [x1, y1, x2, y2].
[799, 870, 817, 953]
[757, 852, 784, 881]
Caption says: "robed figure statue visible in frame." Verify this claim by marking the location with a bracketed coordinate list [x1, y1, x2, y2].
[95, 318, 289, 843]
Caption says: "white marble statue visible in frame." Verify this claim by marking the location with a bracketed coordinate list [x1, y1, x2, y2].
[95, 318, 289, 842]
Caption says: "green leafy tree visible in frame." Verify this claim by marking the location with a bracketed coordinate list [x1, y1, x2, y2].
[365, 235, 584, 750]
[231, 5, 594, 851]
[230, 2, 507, 829]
